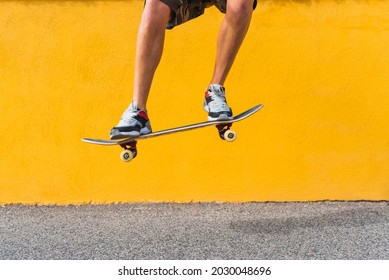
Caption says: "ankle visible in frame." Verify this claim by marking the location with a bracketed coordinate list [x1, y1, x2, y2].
[132, 100, 147, 112]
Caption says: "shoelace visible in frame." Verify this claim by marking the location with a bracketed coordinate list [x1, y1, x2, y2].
[121, 108, 138, 123]
[209, 91, 228, 110]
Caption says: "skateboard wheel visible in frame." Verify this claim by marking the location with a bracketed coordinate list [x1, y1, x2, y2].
[223, 130, 237, 142]
[120, 150, 134, 162]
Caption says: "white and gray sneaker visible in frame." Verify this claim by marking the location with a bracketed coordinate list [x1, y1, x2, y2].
[203, 84, 233, 121]
[110, 101, 152, 140]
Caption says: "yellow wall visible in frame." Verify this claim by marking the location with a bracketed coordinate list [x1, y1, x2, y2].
[1, 0, 388, 204]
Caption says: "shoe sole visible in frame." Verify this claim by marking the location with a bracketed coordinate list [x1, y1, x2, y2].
[110, 127, 152, 140]
[207, 114, 234, 121]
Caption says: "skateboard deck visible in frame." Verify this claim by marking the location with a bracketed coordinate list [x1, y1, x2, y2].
[82, 104, 263, 162]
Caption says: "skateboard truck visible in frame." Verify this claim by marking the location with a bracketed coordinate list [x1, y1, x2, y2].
[120, 141, 137, 162]
[216, 124, 237, 142]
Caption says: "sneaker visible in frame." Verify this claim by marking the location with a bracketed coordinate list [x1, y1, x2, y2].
[203, 84, 233, 121]
[110, 101, 152, 139]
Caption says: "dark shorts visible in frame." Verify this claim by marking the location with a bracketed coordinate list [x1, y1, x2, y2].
[153, 0, 257, 29]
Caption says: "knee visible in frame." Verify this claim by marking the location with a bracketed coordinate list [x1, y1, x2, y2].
[143, 0, 171, 23]
[226, 0, 254, 22]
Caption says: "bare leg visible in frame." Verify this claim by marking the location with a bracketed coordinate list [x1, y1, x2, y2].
[211, 0, 254, 85]
[133, 0, 171, 111]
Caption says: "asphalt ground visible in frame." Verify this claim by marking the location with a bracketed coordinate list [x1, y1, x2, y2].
[0, 202, 388, 260]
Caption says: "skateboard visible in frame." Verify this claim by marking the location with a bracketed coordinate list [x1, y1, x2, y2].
[82, 104, 263, 162]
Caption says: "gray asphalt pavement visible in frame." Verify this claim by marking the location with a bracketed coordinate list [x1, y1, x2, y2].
[0, 202, 388, 259]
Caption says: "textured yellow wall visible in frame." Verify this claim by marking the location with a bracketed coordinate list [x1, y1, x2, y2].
[0, 0, 388, 204]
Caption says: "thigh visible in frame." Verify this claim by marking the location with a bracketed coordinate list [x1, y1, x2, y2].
[158, 0, 182, 15]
